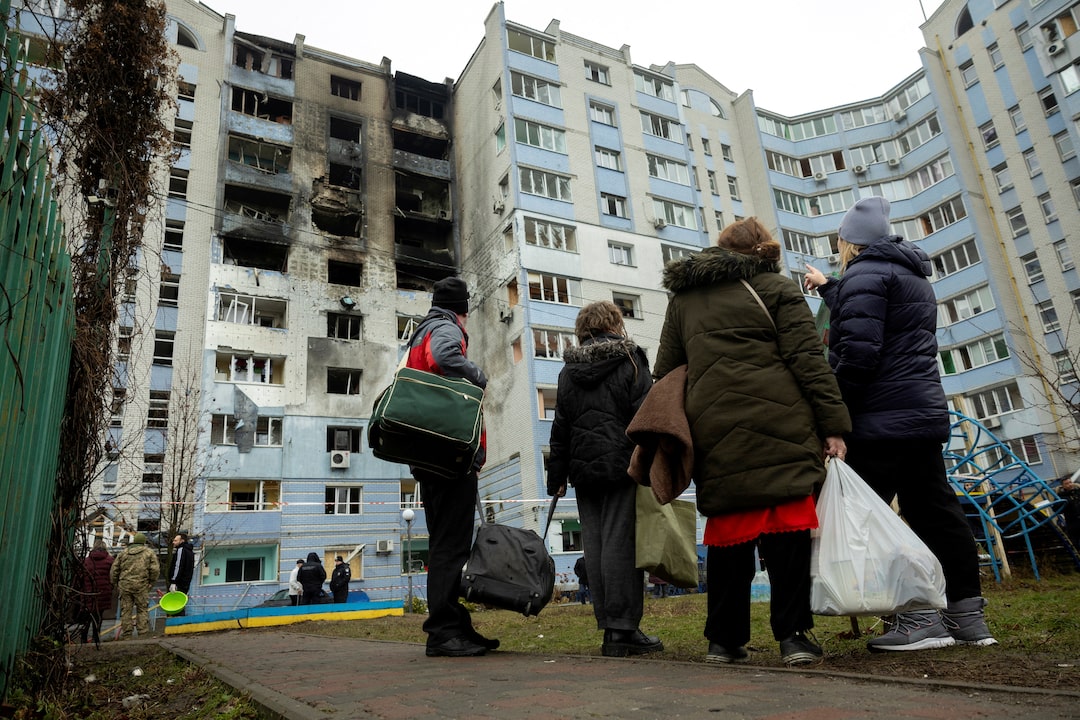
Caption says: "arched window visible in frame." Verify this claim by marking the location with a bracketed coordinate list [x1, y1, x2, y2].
[956, 6, 974, 38]
[170, 18, 202, 50]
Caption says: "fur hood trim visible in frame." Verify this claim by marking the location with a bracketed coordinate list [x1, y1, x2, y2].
[563, 337, 640, 364]
[662, 246, 779, 293]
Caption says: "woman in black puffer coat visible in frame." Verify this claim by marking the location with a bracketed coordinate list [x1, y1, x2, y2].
[805, 196, 996, 652]
[547, 301, 659, 658]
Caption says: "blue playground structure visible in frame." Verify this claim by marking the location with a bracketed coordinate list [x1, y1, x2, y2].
[943, 411, 1080, 581]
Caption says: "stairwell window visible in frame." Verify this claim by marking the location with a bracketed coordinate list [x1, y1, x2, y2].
[331, 75, 361, 101]
[585, 60, 610, 85]
[612, 292, 642, 319]
[327, 368, 362, 395]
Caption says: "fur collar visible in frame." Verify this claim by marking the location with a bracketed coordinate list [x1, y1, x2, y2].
[662, 246, 779, 293]
[563, 337, 640, 364]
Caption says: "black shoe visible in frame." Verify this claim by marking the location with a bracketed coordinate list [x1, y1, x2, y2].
[425, 636, 488, 657]
[705, 642, 748, 664]
[779, 630, 823, 666]
[602, 628, 663, 657]
[468, 631, 500, 650]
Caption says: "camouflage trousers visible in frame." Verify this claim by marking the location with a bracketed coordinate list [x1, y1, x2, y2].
[117, 588, 151, 639]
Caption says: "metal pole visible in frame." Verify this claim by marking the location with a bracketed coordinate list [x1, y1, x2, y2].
[402, 509, 415, 612]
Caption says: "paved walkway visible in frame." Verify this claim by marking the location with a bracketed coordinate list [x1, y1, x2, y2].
[163, 630, 1080, 719]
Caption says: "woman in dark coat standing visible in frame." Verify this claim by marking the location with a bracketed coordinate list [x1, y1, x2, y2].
[653, 218, 849, 666]
[805, 196, 996, 652]
[547, 301, 659, 657]
[81, 538, 114, 647]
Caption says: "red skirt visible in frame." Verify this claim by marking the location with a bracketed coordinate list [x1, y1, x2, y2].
[703, 495, 818, 548]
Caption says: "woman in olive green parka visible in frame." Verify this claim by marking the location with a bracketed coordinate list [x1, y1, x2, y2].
[652, 218, 850, 667]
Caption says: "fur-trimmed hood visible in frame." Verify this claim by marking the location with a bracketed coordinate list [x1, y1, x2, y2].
[662, 246, 779, 293]
[562, 335, 647, 390]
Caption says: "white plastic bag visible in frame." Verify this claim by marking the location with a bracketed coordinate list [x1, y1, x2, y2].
[810, 459, 946, 616]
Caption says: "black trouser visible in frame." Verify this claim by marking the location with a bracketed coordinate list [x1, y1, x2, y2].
[846, 438, 981, 602]
[333, 589, 348, 603]
[576, 482, 642, 631]
[416, 468, 478, 645]
[80, 609, 103, 646]
[704, 530, 813, 647]
[301, 590, 321, 605]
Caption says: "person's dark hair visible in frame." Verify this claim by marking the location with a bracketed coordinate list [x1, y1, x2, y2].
[177, 532, 188, 541]
[716, 217, 781, 262]
[574, 301, 626, 343]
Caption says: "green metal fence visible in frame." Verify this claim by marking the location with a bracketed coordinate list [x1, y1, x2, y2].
[0, 0, 74, 700]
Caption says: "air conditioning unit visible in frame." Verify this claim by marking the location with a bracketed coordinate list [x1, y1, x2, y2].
[1048, 42, 1065, 56]
[827, 254, 840, 265]
[887, 157, 901, 168]
[813, 171, 827, 182]
[853, 164, 867, 175]
[330, 450, 350, 469]
[376, 539, 394, 554]
[893, 110, 907, 123]
[653, 218, 667, 229]
[492, 199, 505, 213]
[982, 416, 1002, 430]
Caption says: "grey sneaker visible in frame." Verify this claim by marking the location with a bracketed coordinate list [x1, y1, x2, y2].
[868, 610, 956, 652]
[943, 596, 998, 646]
[779, 630, 823, 666]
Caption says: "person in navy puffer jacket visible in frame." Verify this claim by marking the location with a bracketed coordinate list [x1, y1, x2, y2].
[805, 197, 997, 653]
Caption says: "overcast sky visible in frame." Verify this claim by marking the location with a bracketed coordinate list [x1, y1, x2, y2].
[203, 0, 949, 117]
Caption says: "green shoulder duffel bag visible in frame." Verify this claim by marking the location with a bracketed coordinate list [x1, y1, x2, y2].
[368, 367, 484, 478]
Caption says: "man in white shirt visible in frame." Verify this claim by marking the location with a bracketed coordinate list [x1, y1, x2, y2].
[288, 559, 303, 606]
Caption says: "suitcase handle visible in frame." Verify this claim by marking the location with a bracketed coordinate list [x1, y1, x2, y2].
[475, 492, 558, 536]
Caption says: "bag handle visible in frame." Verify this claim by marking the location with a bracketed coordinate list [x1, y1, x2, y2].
[740, 279, 775, 331]
[476, 492, 559, 536]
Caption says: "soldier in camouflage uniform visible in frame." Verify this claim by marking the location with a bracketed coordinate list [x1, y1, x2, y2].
[109, 533, 160, 639]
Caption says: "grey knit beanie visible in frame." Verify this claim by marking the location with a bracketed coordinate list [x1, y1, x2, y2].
[839, 196, 891, 246]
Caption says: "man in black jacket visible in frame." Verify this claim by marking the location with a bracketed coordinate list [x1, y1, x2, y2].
[168, 533, 195, 615]
[329, 556, 351, 603]
[297, 552, 327, 605]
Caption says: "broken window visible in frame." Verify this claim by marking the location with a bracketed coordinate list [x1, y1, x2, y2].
[216, 292, 288, 328]
[227, 135, 291, 174]
[312, 206, 363, 237]
[326, 426, 362, 452]
[231, 87, 293, 124]
[331, 75, 361, 100]
[394, 89, 444, 119]
[395, 173, 450, 217]
[205, 480, 280, 512]
[221, 236, 289, 272]
[328, 163, 362, 190]
[392, 129, 449, 160]
[330, 117, 362, 143]
[214, 352, 284, 384]
[328, 312, 362, 340]
[234, 40, 293, 79]
[328, 260, 362, 286]
[223, 185, 291, 224]
[395, 264, 442, 292]
[110, 388, 126, 428]
[327, 367, 362, 395]
[177, 81, 196, 101]
[211, 415, 282, 446]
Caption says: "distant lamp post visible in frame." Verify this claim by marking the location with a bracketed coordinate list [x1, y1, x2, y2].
[402, 508, 415, 612]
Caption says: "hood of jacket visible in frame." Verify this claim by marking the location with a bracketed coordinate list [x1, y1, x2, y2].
[306, 552, 321, 564]
[662, 246, 779, 293]
[849, 235, 932, 277]
[562, 335, 644, 389]
[410, 307, 468, 347]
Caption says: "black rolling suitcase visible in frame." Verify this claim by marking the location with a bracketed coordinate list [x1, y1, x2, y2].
[460, 495, 558, 617]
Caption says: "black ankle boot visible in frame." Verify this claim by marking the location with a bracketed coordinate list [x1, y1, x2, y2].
[602, 628, 663, 657]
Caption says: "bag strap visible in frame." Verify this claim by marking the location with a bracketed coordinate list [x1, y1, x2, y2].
[740, 279, 775, 331]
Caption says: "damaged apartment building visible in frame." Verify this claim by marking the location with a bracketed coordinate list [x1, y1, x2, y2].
[57, 0, 461, 610]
